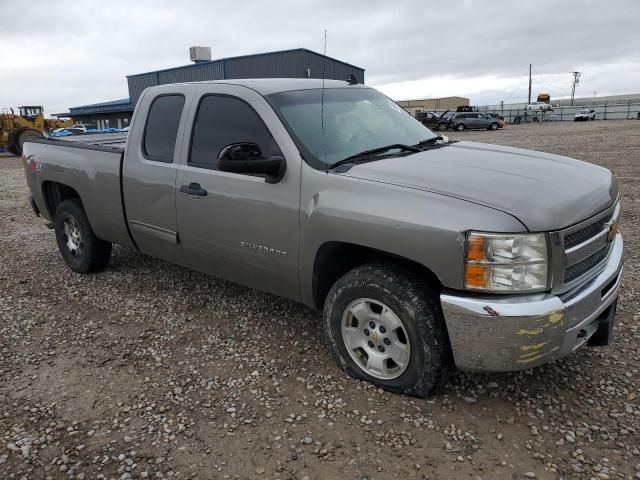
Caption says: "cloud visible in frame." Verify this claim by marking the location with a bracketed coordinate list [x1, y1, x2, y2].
[1, 0, 638, 113]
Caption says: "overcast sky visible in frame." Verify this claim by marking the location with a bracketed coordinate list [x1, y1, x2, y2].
[2, 0, 639, 113]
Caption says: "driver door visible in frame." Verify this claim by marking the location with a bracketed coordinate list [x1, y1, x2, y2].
[175, 85, 301, 301]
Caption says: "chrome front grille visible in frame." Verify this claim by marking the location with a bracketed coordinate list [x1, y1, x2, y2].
[564, 245, 610, 283]
[564, 215, 611, 250]
[550, 201, 620, 293]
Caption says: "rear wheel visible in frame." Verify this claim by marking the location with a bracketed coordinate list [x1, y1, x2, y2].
[455, 123, 465, 131]
[54, 199, 112, 273]
[323, 263, 453, 397]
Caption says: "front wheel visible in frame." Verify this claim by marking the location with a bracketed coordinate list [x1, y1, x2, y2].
[323, 263, 453, 397]
[489, 122, 499, 130]
[437, 122, 448, 131]
[455, 123, 465, 131]
[55, 199, 112, 273]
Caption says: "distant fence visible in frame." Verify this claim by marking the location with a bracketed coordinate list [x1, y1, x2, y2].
[431, 102, 640, 123]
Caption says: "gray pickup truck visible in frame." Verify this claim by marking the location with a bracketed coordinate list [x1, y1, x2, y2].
[23, 79, 623, 397]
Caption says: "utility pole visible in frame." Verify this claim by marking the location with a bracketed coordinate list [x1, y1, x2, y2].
[524, 64, 532, 121]
[570, 71, 582, 106]
[528, 64, 532, 106]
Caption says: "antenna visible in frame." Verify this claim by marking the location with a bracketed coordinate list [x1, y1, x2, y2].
[321, 29, 327, 168]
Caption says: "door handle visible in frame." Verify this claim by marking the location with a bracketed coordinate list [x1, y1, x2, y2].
[180, 183, 207, 197]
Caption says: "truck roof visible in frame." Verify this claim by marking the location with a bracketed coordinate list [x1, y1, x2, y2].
[159, 78, 369, 96]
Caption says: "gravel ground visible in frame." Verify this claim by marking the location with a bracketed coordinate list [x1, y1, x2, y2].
[1, 120, 639, 480]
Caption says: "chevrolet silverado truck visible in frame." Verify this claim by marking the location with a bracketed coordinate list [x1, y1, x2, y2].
[22, 79, 624, 397]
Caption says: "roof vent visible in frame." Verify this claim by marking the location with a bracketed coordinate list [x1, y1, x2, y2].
[189, 46, 212, 63]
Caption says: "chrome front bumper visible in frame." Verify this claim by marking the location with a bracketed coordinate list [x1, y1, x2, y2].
[440, 234, 624, 372]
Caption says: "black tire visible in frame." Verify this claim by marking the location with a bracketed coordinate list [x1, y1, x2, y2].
[12, 128, 43, 155]
[323, 263, 453, 397]
[455, 123, 465, 131]
[7, 143, 20, 155]
[54, 199, 112, 273]
[437, 122, 448, 131]
[489, 122, 499, 130]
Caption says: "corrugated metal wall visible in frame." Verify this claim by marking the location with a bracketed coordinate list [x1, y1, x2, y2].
[127, 74, 160, 108]
[127, 50, 365, 107]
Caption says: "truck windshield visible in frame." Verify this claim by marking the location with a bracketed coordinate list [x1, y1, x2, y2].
[268, 88, 437, 170]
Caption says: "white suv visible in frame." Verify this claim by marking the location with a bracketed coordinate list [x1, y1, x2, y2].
[526, 102, 554, 112]
[574, 109, 596, 121]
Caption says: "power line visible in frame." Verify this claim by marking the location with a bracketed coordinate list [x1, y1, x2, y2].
[499, 70, 531, 103]
[530, 65, 570, 94]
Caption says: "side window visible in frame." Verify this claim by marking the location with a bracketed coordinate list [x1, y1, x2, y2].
[189, 95, 281, 170]
[143, 95, 185, 163]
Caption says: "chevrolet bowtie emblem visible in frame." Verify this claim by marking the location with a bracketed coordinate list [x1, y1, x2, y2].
[606, 222, 617, 243]
[371, 333, 379, 344]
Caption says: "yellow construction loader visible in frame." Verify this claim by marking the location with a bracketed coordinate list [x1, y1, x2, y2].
[1, 106, 72, 155]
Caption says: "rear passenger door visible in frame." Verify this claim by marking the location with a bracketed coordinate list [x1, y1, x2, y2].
[174, 84, 301, 301]
[122, 86, 193, 264]
[467, 113, 480, 128]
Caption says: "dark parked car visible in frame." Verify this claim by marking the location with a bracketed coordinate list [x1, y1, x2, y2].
[456, 106, 478, 112]
[415, 111, 448, 131]
[487, 113, 505, 121]
[449, 112, 502, 131]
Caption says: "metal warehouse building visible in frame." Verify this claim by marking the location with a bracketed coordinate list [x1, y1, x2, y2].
[396, 96, 470, 117]
[54, 48, 365, 128]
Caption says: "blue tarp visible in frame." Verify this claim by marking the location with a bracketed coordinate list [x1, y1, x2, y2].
[50, 128, 126, 137]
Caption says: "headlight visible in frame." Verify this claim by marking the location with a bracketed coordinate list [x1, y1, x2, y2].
[464, 232, 549, 292]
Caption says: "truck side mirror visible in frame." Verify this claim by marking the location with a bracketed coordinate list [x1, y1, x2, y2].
[217, 142, 286, 183]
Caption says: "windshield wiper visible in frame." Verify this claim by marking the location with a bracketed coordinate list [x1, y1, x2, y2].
[328, 143, 420, 170]
[415, 136, 443, 148]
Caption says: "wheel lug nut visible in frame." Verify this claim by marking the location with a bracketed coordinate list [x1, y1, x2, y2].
[383, 338, 391, 345]
[364, 329, 370, 336]
[379, 325, 387, 333]
[367, 340, 374, 348]
[377, 346, 385, 353]
[369, 321, 375, 329]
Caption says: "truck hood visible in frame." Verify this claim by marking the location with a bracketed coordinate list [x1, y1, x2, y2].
[341, 141, 617, 231]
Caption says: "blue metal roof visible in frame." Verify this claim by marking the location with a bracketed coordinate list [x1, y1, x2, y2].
[54, 98, 133, 117]
[127, 48, 364, 79]
[71, 98, 131, 109]
[60, 48, 365, 117]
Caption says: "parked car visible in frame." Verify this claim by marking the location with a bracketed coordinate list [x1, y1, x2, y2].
[575, 109, 596, 121]
[23, 79, 623, 397]
[487, 113, 505, 122]
[449, 112, 502, 131]
[526, 102, 554, 112]
[415, 111, 448, 131]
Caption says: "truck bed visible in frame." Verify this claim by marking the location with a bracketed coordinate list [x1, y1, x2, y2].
[23, 135, 135, 250]
[30, 132, 127, 153]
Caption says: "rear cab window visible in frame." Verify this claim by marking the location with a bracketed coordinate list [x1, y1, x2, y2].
[143, 95, 185, 163]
